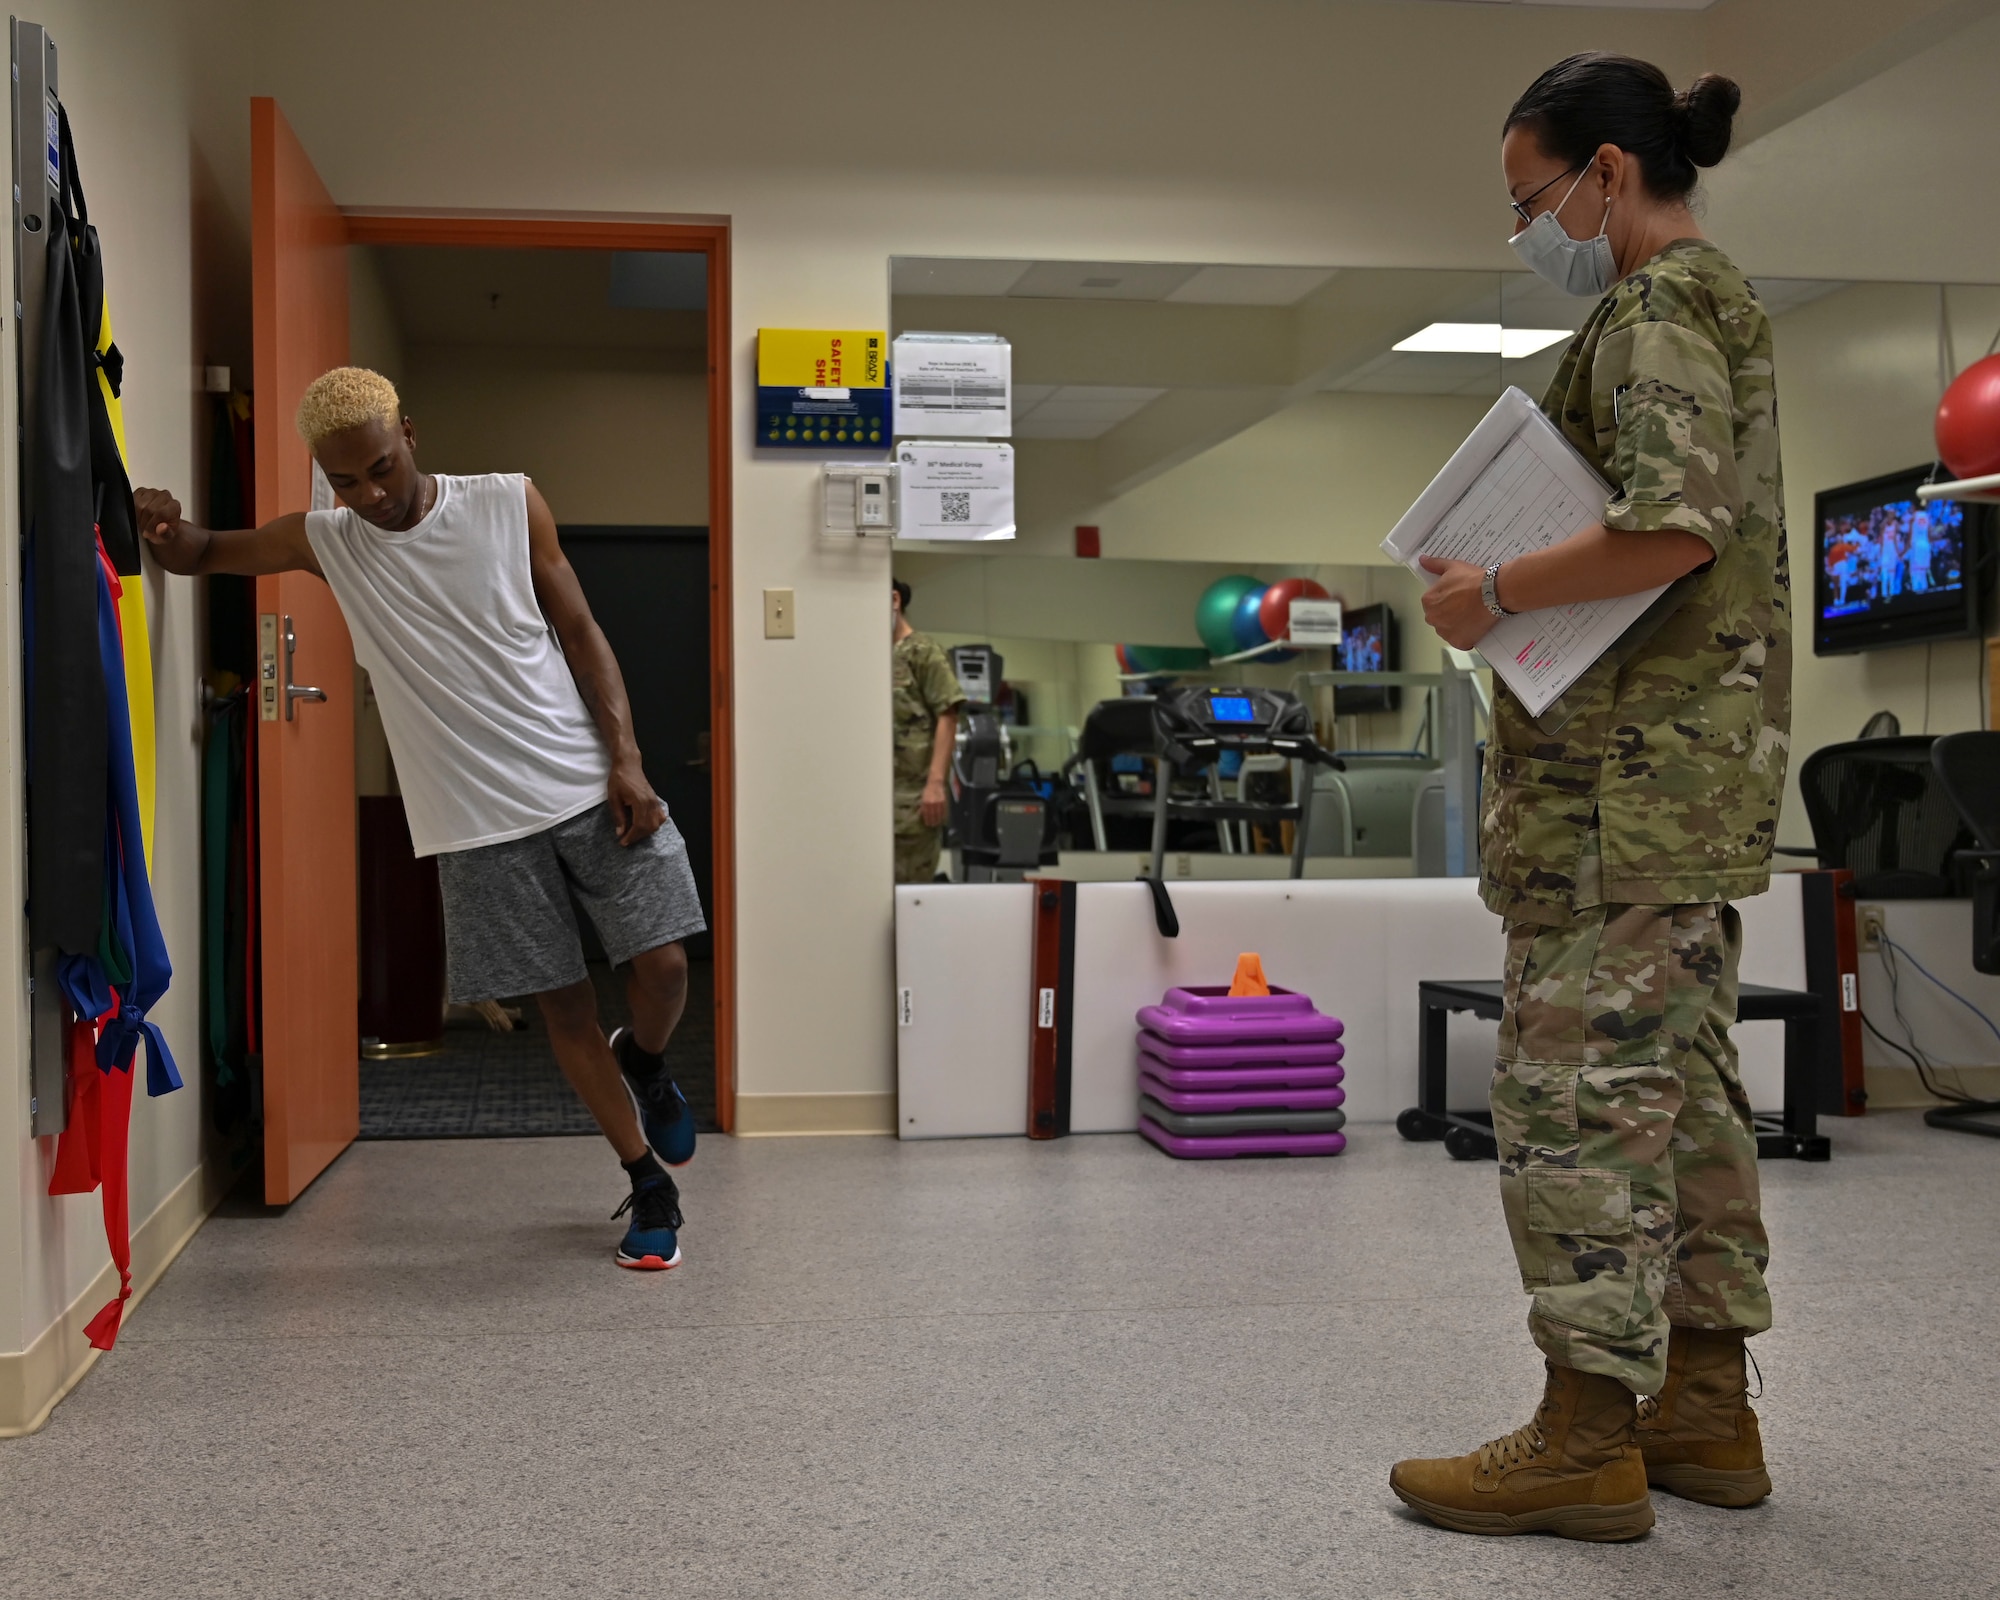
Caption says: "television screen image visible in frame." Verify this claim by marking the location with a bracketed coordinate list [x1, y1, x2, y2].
[1813, 464, 1989, 655]
[1822, 501, 1966, 617]
[1334, 602, 1400, 714]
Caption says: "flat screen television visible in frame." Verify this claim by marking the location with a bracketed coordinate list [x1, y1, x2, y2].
[1335, 602, 1401, 714]
[1814, 465, 1989, 655]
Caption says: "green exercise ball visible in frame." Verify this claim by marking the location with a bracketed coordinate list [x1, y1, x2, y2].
[1195, 574, 1265, 658]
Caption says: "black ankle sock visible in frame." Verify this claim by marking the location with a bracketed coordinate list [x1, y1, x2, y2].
[623, 1150, 666, 1185]
[619, 1032, 668, 1082]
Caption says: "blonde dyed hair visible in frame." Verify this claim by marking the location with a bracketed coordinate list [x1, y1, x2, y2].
[295, 366, 400, 449]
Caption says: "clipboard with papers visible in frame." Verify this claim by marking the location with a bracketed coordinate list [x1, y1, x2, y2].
[1380, 386, 1670, 720]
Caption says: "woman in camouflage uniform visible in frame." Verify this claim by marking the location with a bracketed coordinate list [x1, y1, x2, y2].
[1391, 54, 1790, 1542]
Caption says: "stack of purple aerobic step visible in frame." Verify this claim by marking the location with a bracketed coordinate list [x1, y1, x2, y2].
[1135, 986, 1346, 1159]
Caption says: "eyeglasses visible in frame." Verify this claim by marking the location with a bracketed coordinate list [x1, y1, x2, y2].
[1510, 167, 1580, 227]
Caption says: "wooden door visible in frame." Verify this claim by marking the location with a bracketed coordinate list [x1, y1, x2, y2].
[251, 97, 357, 1202]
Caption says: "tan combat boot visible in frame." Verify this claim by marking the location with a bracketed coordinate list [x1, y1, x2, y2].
[1637, 1327, 1772, 1507]
[1389, 1362, 1654, 1541]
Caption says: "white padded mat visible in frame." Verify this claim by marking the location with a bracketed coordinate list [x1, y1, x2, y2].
[895, 884, 1033, 1138]
[895, 874, 1809, 1136]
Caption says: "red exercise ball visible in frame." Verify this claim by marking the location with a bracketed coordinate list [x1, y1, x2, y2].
[1258, 577, 1331, 645]
[1937, 353, 2000, 482]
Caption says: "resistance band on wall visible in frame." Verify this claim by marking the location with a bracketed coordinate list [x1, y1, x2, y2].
[31, 104, 180, 1351]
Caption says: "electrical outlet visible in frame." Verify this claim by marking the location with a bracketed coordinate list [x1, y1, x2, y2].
[1859, 905, 1886, 953]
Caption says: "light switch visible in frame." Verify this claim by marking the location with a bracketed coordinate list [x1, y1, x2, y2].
[763, 587, 796, 639]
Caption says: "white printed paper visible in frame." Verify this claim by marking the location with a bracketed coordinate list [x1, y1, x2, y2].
[1380, 387, 1663, 718]
[1286, 598, 1344, 646]
[892, 333, 1011, 438]
[897, 441, 1016, 541]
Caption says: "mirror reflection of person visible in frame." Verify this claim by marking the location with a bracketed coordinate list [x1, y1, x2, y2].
[1397, 54, 1789, 1542]
[890, 581, 966, 884]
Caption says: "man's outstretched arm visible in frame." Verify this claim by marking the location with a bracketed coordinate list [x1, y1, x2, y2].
[133, 487, 322, 577]
[523, 479, 666, 847]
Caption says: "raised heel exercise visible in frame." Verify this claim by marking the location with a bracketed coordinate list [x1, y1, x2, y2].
[135, 367, 707, 1270]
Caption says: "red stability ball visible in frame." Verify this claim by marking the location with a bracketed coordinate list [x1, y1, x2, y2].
[1936, 353, 2000, 482]
[1258, 577, 1331, 645]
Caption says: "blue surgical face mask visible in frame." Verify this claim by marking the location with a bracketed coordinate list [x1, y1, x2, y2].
[1508, 169, 1616, 298]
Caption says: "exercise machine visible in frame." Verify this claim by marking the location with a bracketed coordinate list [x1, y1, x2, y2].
[1141, 685, 1343, 933]
[947, 644, 1058, 883]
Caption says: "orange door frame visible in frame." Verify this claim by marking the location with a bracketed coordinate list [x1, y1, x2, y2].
[341, 212, 738, 1131]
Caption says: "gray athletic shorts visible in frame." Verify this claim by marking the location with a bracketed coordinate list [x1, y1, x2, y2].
[435, 803, 707, 1002]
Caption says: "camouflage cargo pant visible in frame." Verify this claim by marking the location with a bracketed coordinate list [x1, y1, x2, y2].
[893, 789, 942, 885]
[1493, 902, 1772, 1396]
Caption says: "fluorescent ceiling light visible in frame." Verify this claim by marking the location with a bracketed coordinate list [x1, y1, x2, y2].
[1393, 322, 1572, 359]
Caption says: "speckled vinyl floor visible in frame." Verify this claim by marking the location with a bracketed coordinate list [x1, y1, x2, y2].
[3, 1112, 1996, 1599]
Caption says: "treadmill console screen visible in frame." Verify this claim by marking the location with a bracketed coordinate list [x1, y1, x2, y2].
[1207, 695, 1256, 723]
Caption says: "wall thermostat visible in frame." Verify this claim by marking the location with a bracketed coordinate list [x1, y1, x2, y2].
[822, 462, 899, 537]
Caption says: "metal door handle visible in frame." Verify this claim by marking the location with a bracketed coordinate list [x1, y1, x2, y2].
[284, 616, 327, 720]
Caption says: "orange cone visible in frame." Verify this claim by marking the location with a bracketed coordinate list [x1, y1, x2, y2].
[1228, 953, 1270, 996]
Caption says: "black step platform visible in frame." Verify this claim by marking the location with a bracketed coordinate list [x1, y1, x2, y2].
[1403, 977, 1832, 1163]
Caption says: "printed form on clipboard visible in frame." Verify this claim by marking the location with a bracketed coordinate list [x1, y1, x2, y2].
[1380, 386, 1668, 719]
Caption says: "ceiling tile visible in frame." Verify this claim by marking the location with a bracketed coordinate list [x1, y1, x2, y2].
[891, 258, 1033, 297]
[1166, 265, 1339, 306]
[1006, 261, 1202, 301]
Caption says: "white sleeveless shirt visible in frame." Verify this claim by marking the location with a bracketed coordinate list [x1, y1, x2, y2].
[306, 473, 611, 857]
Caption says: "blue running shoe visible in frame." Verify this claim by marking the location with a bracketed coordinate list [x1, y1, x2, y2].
[611, 1026, 698, 1167]
[613, 1171, 683, 1271]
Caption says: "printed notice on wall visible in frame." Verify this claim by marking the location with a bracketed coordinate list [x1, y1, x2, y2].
[892, 333, 1011, 438]
[897, 441, 1016, 541]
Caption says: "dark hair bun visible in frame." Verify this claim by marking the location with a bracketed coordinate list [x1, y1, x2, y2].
[1677, 73, 1741, 168]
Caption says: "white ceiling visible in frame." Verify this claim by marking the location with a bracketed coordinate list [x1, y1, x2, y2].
[892, 259, 1859, 418]
[1332, 274, 1850, 397]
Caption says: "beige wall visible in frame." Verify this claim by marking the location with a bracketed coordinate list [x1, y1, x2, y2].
[347, 246, 407, 390]
[1771, 281, 2000, 844]
[399, 345, 708, 526]
[0, 0, 248, 1417]
[1093, 394, 1493, 567]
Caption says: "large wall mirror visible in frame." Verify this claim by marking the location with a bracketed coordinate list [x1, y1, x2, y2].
[890, 256, 2000, 882]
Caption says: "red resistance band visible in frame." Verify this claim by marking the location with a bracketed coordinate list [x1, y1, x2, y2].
[48, 995, 136, 1349]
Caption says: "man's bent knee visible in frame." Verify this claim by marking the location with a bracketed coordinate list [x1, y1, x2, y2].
[629, 941, 688, 996]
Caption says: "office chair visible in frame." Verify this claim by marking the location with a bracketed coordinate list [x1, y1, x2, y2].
[1788, 736, 1974, 899]
[1925, 731, 2000, 1140]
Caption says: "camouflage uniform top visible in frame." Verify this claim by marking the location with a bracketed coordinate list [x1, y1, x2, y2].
[1481, 238, 1793, 925]
[893, 630, 967, 794]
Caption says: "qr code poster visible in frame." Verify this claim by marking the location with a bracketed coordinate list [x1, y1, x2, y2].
[896, 441, 1016, 541]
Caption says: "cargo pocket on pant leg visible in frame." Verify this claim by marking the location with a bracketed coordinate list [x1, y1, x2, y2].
[1521, 1167, 1642, 1339]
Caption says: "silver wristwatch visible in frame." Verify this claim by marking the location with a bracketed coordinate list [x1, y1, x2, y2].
[1481, 562, 1512, 618]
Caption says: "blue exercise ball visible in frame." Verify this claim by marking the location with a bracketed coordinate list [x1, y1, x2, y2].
[1230, 585, 1273, 652]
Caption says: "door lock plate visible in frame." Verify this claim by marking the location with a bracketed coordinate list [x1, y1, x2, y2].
[259, 613, 280, 722]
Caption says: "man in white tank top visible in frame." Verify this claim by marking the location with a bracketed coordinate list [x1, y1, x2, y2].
[134, 367, 698, 1271]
